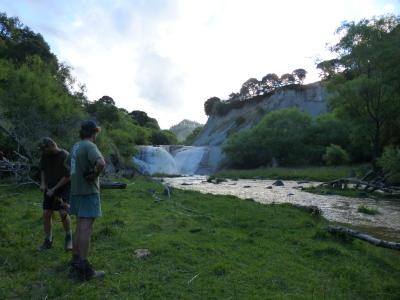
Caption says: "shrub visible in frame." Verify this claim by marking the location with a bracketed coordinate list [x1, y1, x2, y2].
[323, 144, 350, 166]
[378, 146, 400, 185]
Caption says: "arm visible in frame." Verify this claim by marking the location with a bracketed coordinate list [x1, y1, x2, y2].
[46, 176, 70, 197]
[85, 157, 106, 181]
[40, 171, 47, 192]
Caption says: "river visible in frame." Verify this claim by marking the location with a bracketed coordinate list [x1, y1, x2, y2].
[163, 176, 400, 241]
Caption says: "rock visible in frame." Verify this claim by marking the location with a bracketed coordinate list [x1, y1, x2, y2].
[135, 249, 151, 258]
[266, 186, 273, 189]
[297, 180, 309, 184]
[272, 180, 284, 186]
[287, 193, 295, 196]
[181, 182, 193, 186]
[293, 186, 304, 190]
[243, 185, 251, 188]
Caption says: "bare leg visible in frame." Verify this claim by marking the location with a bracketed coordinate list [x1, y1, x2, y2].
[43, 209, 53, 240]
[72, 218, 80, 256]
[59, 209, 71, 233]
[78, 217, 95, 260]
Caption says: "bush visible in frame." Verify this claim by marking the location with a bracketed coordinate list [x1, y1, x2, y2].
[378, 146, 400, 185]
[323, 144, 350, 166]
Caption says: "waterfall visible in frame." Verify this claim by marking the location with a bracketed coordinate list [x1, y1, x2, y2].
[133, 145, 211, 175]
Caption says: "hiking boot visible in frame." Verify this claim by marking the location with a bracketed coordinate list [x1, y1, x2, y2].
[64, 235, 73, 251]
[78, 259, 105, 281]
[37, 238, 52, 251]
[68, 254, 80, 279]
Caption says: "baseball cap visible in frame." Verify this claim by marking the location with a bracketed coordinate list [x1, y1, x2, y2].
[81, 120, 101, 132]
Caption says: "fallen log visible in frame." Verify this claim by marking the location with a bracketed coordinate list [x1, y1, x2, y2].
[100, 180, 127, 189]
[327, 226, 400, 250]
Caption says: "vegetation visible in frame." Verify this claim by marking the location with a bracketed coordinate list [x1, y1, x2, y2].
[183, 126, 203, 145]
[204, 69, 307, 117]
[321, 15, 400, 162]
[358, 205, 380, 215]
[223, 108, 351, 168]
[223, 15, 400, 174]
[1, 177, 400, 299]
[0, 12, 177, 168]
[323, 144, 350, 166]
[378, 146, 400, 185]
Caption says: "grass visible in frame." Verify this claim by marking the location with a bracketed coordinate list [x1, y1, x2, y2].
[358, 205, 380, 215]
[0, 177, 400, 299]
[214, 165, 368, 182]
[303, 186, 400, 200]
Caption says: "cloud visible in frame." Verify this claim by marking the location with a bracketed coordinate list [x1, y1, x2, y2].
[136, 48, 186, 107]
[1, 0, 399, 128]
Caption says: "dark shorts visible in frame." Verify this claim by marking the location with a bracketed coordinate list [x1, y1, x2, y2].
[42, 187, 70, 211]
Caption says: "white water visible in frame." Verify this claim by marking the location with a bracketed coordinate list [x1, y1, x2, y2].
[133, 146, 207, 175]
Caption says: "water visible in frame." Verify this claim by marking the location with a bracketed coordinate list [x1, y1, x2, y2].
[163, 176, 400, 241]
[133, 146, 208, 175]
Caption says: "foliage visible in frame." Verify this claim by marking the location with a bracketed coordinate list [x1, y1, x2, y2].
[357, 205, 380, 215]
[324, 15, 400, 161]
[1, 178, 400, 299]
[129, 110, 160, 130]
[204, 68, 307, 116]
[378, 146, 400, 185]
[224, 108, 312, 167]
[183, 126, 203, 145]
[323, 144, 350, 166]
[204, 97, 221, 116]
[150, 130, 178, 145]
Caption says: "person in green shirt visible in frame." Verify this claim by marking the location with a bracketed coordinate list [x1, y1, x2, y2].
[68, 120, 106, 281]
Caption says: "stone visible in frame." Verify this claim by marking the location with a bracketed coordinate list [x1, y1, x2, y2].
[135, 249, 151, 258]
[272, 180, 284, 186]
[266, 186, 273, 189]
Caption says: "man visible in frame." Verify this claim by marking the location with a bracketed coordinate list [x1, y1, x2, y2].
[38, 137, 72, 251]
[68, 120, 106, 281]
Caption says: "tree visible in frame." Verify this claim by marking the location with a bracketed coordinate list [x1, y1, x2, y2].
[240, 78, 261, 99]
[204, 97, 221, 116]
[98, 95, 115, 106]
[280, 73, 295, 86]
[261, 73, 280, 92]
[292, 68, 307, 84]
[325, 15, 400, 162]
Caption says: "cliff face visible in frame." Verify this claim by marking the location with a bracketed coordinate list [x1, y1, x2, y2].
[193, 82, 328, 147]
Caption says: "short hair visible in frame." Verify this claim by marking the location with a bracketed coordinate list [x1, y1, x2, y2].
[39, 137, 56, 150]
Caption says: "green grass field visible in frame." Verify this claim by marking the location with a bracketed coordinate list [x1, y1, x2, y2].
[214, 166, 368, 182]
[1, 177, 399, 299]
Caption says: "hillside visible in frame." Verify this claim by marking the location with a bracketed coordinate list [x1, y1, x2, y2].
[194, 82, 328, 147]
[169, 119, 203, 142]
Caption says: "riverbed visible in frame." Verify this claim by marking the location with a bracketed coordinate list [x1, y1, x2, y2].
[163, 176, 400, 241]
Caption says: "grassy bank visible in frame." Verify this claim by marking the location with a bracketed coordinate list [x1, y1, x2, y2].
[1, 177, 400, 299]
[304, 186, 400, 200]
[214, 165, 368, 182]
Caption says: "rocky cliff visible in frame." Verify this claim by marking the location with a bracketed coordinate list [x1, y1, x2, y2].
[169, 119, 203, 142]
[193, 82, 328, 147]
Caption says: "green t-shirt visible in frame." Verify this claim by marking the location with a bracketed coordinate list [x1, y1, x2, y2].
[68, 140, 104, 195]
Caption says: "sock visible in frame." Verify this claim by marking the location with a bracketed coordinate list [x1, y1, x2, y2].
[65, 230, 72, 239]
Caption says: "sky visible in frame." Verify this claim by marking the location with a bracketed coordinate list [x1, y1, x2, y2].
[1, 0, 399, 129]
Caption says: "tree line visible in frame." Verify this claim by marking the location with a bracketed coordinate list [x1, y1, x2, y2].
[204, 68, 307, 116]
[0, 12, 177, 169]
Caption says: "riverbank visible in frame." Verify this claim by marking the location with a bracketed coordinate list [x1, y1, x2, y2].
[213, 165, 368, 182]
[1, 177, 400, 299]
